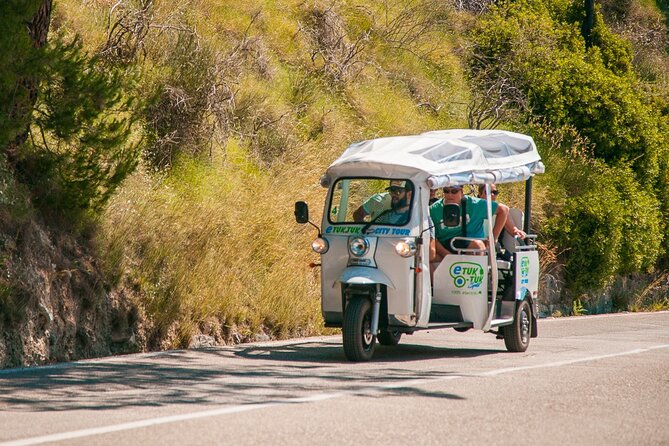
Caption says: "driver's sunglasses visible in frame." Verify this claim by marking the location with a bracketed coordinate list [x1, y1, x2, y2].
[443, 187, 462, 194]
[388, 187, 405, 194]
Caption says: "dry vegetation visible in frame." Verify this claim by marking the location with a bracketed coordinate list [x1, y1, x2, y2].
[49, 0, 669, 351]
[67, 0, 470, 348]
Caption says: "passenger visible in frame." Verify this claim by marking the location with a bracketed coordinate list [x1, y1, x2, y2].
[429, 188, 439, 205]
[353, 180, 411, 223]
[477, 184, 526, 240]
[429, 185, 509, 263]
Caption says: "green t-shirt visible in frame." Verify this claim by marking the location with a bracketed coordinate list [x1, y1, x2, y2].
[429, 195, 498, 244]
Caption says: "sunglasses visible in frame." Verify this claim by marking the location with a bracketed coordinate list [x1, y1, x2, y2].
[388, 187, 405, 193]
[443, 187, 463, 194]
[491, 190, 499, 196]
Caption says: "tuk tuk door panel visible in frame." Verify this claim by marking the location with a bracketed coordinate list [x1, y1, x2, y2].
[432, 255, 489, 329]
[514, 251, 539, 300]
[371, 237, 415, 317]
[320, 236, 349, 313]
[415, 226, 433, 327]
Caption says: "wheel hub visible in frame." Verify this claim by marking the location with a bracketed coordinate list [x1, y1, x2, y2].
[520, 308, 530, 344]
[362, 317, 374, 346]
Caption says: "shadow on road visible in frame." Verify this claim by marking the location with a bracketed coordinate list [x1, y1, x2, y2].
[0, 340, 501, 412]
[233, 339, 500, 363]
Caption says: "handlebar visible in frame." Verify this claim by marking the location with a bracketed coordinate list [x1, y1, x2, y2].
[450, 236, 488, 254]
[514, 234, 538, 251]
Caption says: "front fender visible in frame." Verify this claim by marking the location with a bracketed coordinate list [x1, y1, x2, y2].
[336, 266, 396, 289]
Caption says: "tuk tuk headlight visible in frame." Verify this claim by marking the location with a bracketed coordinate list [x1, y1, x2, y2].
[311, 237, 329, 254]
[349, 237, 369, 257]
[395, 238, 417, 257]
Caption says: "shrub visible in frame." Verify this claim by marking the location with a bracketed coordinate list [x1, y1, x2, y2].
[468, 0, 669, 294]
[301, 4, 370, 86]
[18, 35, 140, 216]
[468, 0, 669, 185]
[141, 32, 221, 169]
[542, 158, 662, 295]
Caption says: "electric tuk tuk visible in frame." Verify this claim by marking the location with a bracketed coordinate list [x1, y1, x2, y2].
[295, 129, 544, 361]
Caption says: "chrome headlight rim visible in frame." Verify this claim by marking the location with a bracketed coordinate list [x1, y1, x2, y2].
[395, 238, 417, 257]
[349, 237, 370, 257]
[311, 237, 329, 254]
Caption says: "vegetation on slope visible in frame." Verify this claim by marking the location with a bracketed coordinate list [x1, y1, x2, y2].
[1, 0, 668, 362]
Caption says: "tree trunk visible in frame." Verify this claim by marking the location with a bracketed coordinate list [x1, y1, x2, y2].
[5, 0, 53, 167]
[29, 0, 53, 48]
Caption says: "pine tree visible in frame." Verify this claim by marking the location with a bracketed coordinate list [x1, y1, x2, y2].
[1, 0, 52, 166]
[1, 0, 140, 217]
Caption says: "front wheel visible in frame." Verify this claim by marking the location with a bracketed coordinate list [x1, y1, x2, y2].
[378, 330, 402, 346]
[342, 297, 376, 361]
[504, 299, 531, 352]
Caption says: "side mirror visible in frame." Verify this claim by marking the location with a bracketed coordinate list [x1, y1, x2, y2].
[295, 201, 309, 224]
[442, 203, 461, 227]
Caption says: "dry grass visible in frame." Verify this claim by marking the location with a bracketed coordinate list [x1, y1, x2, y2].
[98, 151, 325, 348]
[67, 0, 669, 351]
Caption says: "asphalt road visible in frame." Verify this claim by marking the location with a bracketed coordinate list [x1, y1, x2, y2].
[0, 311, 667, 446]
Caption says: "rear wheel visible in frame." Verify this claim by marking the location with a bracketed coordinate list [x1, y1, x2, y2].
[342, 297, 376, 361]
[378, 330, 402, 346]
[504, 299, 531, 352]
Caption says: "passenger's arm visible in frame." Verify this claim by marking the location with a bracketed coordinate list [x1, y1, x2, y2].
[434, 238, 450, 261]
[429, 238, 437, 262]
[353, 205, 367, 222]
[504, 216, 526, 239]
[492, 203, 509, 240]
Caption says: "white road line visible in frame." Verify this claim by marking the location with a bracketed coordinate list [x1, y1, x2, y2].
[2, 344, 668, 446]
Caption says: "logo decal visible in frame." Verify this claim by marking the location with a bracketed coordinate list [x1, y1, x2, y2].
[324, 226, 410, 236]
[520, 256, 529, 285]
[450, 262, 484, 289]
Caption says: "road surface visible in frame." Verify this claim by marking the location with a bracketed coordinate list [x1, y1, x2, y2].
[0, 311, 667, 445]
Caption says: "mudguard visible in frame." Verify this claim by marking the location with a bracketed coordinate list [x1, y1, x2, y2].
[338, 266, 396, 289]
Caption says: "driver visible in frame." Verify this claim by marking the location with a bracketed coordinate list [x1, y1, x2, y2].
[376, 180, 413, 224]
[353, 180, 412, 224]
[430, 185, 509, 261]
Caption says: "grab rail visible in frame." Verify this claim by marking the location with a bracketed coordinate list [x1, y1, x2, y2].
[449, 236, 488, 254]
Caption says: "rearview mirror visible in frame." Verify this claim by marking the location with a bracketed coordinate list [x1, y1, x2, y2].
[442, 203, 460, 227]
[295, 201, 309, 224]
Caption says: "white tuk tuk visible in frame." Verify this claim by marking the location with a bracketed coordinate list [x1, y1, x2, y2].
[295, 129, 544, 361]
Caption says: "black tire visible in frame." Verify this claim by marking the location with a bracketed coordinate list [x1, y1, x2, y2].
[454, 327, 471, 333]
[342, 297, 376, 361]
[504, 299, 531, 352]
[378, 330, 402, 346]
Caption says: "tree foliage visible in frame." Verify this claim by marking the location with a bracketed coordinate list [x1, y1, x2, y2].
[467, 0, 669, 294]
[23, 37, 140, 213]
[0, 0, 48, 155]
[0, 1, 140, 217]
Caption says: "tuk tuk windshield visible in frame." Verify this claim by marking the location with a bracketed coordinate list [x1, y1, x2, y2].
[328, 178, 414, 226]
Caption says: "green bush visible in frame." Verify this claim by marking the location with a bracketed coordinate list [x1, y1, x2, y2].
[17, 36, 140, 216]
[469, 0, 669, 294]
[614, 167, 663, 274]
[468, 0, 669, 185]
[543, 159, 662, 295]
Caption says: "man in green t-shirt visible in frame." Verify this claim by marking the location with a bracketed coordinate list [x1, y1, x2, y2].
[353, 180, 412, 223]
[429, 185, 509, 261]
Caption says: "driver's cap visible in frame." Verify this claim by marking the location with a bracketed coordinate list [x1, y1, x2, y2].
[386, 180, 408, 190]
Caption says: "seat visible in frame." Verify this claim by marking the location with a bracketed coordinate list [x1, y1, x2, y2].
[501, 208, 524, 253]
[496, 259, 512, 270]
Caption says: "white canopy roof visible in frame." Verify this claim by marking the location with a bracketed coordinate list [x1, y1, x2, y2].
[322, 129, 544, 189]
